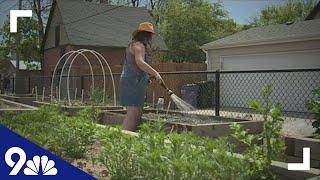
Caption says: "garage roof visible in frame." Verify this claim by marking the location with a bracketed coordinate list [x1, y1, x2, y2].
[201, 19, 320, 50]
[45, 0, 167, 50]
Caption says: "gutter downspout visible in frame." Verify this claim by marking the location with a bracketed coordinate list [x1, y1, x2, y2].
[201, 47, 209, 71]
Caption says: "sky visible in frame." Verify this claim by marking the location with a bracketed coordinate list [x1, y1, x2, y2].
[0, 0, 289, 27]
[0, 0, 18, 28]
[211, 0, 286, 24]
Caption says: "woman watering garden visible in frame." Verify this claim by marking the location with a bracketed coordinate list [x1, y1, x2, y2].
[119, 22, 164, 131]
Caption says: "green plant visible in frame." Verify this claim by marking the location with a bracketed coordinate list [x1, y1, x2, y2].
[0, 106, 98, 159]
[231, 85, 285, 179]
[48, 110, 97, 159]
[306, 88, 320, 138]
[98, 123, 252, 179]
[89, 89, 110, 105]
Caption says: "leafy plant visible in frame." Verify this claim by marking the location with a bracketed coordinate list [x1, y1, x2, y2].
[249, 0, 317, 28]
[89, 89, 111, 105]
[231, 85, 285, 179]
[98, 123, 252, 179]
[156, 0, 240, 63]
[306, 88, 320, 137]
[0, 106, 98, 159]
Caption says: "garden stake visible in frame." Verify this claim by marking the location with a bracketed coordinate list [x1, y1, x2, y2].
[152, 91, 155, 108]
[81, 89, 84, 104]
[166, 101, 171, 115]
[35, 86, 38, 101]
[56, 86, 58, 100]
[42, 87, 45, 102]
[75, 88, 78, 100]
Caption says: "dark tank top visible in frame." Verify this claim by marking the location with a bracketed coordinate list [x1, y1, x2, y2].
[121, 44, 149, 78]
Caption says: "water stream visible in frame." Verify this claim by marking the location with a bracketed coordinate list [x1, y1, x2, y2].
[169, 93, 195, 111]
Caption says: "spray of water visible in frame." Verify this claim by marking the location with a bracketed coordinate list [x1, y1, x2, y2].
[170, 93, 195, 111]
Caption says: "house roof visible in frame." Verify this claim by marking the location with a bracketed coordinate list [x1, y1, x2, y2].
[201, 19, 320, 50]
[306, 1, 320, 20]
[45, 0, 167, 50]
[10, 60, 41, 70]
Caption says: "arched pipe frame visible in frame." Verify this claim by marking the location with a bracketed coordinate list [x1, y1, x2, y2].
[50, 49, 117, 106]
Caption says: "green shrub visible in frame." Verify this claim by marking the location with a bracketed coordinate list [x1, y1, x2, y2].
[98, 123, 252, 179]
[306, 88, 320, 137]
[89, 89, 111, 105]
[0, 106, 98, 159]
[231, 85, 285, 179]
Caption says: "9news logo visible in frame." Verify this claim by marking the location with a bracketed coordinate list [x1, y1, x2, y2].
[5, 147, 58, 176]
[0, 126, 94, 179]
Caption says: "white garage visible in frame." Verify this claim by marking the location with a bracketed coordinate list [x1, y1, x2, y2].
[200, 19, 320, 113]
[201, 19, 320, 71]
[220, 50, 320, 71]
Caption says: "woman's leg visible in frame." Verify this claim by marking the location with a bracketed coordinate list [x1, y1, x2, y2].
[123, 106, 143, 131]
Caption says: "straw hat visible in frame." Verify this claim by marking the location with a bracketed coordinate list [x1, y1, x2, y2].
[132, 22, 155, 36]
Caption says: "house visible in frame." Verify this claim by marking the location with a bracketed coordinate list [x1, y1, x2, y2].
[43, 0, 167, 77]
[201, 19, 320, 71]
[201, 2, 320, 71]
[200, 3, 320, 113]
[0, 60, 41, 94]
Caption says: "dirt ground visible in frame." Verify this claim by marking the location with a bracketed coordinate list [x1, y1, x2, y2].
[70, 142, 109, 179]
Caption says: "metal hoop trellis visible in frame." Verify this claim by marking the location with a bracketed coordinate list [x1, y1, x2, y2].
[50, 49, 117, 106]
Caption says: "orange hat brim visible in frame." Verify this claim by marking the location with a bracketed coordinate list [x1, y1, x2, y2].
[132, 29, 155, 36]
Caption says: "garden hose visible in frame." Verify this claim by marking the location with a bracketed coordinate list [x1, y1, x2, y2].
[159, 81, 173, 96]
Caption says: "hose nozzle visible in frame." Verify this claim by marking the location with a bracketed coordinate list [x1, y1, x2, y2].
[160, 81, 173, 96]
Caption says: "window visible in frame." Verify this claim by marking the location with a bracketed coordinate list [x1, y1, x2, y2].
[55, 25, 60, 47]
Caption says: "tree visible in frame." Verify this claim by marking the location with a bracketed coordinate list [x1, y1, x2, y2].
[249, 0, 318, 27]
[0, 17, 40, 65]
[157, 0, 239, 63]
[25, 0, 52, 67]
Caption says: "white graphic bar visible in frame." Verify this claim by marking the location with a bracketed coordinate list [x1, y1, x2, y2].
[288, 147, 310, 171]
[10, 10, 32, 33]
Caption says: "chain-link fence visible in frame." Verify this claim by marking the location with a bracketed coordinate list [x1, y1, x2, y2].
[3, 69, 320, 121]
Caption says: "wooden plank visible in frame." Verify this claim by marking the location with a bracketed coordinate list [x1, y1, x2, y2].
[192, 120, 264, 138]
[286, 155, 320, 169]
[271, 161, 320, 180]
[294, 137, 320, 161]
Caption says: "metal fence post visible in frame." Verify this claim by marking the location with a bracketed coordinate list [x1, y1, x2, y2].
[215, 70, 220, 116]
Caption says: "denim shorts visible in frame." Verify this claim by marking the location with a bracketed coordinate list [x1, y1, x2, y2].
[119, 74, 148, 107]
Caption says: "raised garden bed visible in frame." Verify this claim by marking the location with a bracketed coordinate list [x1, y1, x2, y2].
[0, 94, 49, 106]
[99, 109, 264, 138]
[0, 98, 37, 118]
[1, 106, 319, 179]
[34, 101, 123, 115]
[0, 98, 37, 111]
[285, 136, 320, 169]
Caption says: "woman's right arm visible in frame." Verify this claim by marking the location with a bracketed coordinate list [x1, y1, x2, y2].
[133, 43, 163, 83]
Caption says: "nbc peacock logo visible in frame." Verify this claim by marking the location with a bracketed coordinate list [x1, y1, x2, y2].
[5, 147, 58, 176]
[24, 155, 58, 176]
